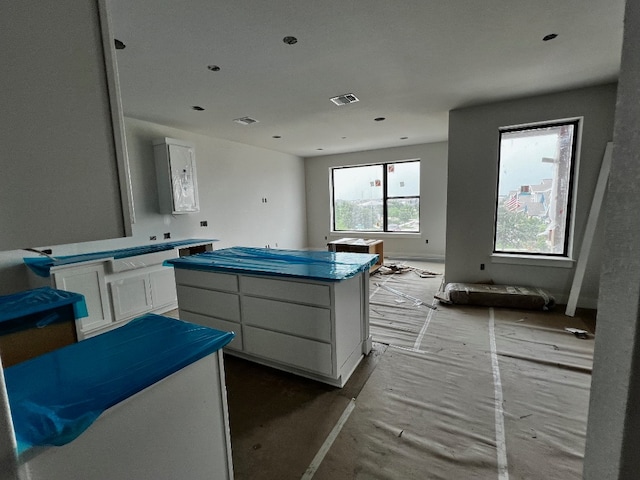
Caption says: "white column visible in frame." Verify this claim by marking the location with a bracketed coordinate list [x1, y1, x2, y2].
[0, 357, 20, 480]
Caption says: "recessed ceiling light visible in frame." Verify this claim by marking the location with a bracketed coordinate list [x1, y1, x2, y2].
[192, 106, 205, 111]
[543, 33, 558, 41]
[114, 39, 126, 50]
[400, 136, 409, 140]
[374, 117, 386, 122]
[234, 116, 259, 125]
[272, 135, 281, 139]
[207, 65, 221, 71]
[283, 36, 298, 45]
[317, 148, 324, 151]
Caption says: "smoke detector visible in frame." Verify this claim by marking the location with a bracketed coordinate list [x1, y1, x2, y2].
[330, 93, 359, 106]
[233, 116, 259, 125]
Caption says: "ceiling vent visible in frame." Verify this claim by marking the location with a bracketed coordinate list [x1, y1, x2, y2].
[233, 116, 259, 125]
[330, 93, 359, 106]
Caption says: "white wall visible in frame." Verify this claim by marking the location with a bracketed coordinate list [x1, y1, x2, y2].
[304, 142, 448, 260]
[0, 118, 307, 296]
[446, 83, 617, 307]
[124, 118, 307, 250]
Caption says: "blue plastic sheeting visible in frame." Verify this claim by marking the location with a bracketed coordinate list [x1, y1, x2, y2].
[24, 238, 216, 277]
[0, 287, 88, 325]
[5, 314, 235, 454]
[165, 246, 378, 281]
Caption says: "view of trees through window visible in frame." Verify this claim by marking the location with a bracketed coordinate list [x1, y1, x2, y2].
[494, 120, 579, 255]
[332, 160, 420, 232]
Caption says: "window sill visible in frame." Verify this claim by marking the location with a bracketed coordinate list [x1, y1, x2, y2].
[329, 232, 421, 239]
[490, 253, 575, 269]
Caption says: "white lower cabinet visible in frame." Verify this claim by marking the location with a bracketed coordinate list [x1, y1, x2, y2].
[174, 268, 369, 387]
[51, 261, 113, 339]
[109, 268, 178, 323]
[149, 267, 179, 309]
[109, 273, 153, 322]
[36, 262, 180, 340]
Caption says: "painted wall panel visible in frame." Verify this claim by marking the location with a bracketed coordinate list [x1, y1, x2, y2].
[446, 83, 617, 307]
[304, 142, 448, 260]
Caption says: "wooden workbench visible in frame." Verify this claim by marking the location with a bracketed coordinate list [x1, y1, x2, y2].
[327, 238, 384, 273]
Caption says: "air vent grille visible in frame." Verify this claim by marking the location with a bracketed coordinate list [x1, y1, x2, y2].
[330, 93, 359, 106]
[234, 116, 259, 125]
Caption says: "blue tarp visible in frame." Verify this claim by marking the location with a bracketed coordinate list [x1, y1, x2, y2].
[164, 246, 378, 281]
[5, 314, 235, 454]
[0, 287, 88, 325]
[23, 239, 216, 277]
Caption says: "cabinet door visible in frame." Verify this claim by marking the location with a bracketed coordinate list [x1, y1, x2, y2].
[168, 144, 199, 213]
[149, 267, 178, 310]
[53, 263, 112, 339]
[109, 274, 153, 322]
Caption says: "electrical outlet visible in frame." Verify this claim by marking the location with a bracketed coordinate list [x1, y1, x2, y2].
[480, 263, 485, 270]
[200, 221, 208, 227]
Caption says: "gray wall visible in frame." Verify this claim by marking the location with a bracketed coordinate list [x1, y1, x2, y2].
[0, 0, 128, 251]
[585, 0, 640, 476]
[446, 83, 617, 307]
[304, 142, 448, 260]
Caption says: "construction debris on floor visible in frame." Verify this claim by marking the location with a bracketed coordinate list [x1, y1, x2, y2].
[376, 262, 441, 277]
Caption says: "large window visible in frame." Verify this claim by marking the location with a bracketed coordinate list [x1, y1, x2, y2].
[332, 160, 420, 232]
[494, 120, 579, 256]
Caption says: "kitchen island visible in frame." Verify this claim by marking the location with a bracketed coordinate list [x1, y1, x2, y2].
[8, 314, 235, 480]
[166, 247, 378, 387]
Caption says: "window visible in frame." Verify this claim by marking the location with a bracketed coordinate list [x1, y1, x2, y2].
[494, 120, 580, 256]
[332, 160, 420, 233]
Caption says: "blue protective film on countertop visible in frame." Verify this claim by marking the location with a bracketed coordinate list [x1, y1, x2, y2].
[23, 238, 217, 277]
[164, 246, 378, 281]
[0, 287, 88, 324]
[5, 314, 235, 454]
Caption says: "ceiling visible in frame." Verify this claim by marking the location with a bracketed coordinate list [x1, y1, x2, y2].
[108, 0, 625, 158]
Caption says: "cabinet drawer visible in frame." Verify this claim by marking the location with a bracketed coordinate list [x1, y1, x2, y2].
[242, 297, 331, 341]
[176, 285, 240, 321]
[241, 276, 330, 306]
[174, 269, 238, 292]
[244, 326, 333, 376]
[179, 310, 242, 351]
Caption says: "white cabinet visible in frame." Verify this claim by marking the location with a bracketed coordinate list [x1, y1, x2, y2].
[149, 267, 179, 309]
[27, 242, 213, 339]
[50, 261, 113, 340]
[109, 267, 178, 322]
[109, 273, 153, 322]
[153, 138, 199, 214]
[45, 262, 179, 339]
[174, 269, 370, 387]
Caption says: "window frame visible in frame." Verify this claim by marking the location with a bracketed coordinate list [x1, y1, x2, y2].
[492, 119, 581, 258]
[330, 159, 421, 234]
